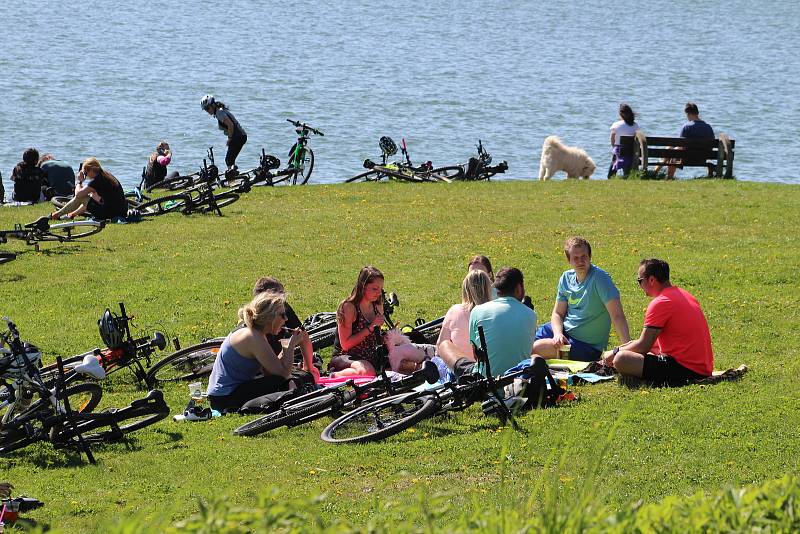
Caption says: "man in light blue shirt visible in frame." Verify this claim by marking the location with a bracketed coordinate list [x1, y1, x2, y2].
[462, 267, 537, 378]
[533, 237, 630, 361]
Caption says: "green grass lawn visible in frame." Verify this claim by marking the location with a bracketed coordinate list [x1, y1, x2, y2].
[1, 179, 799, 532]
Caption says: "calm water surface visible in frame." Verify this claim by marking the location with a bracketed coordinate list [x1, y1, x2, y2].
[2, 0, 798, 193]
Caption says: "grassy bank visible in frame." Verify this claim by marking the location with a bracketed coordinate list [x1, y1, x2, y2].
[1, 180, 799, 532]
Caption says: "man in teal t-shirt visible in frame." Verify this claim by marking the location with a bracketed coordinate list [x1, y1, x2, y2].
[533, 237, 630, 361]
[462, 267, 537, 378]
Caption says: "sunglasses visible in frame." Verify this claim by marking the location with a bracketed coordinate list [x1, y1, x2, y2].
[636, 277, 645, 284]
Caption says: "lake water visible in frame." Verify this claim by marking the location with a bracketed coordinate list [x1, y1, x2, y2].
[2, 0, 799, 193]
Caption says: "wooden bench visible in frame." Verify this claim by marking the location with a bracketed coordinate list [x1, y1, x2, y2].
[619, 131, 735, 178]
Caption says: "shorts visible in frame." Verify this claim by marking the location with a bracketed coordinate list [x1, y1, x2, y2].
[534, 323, 602, 361]
[641, 354, 705, 386]
[328, 354, 377, 373]
[87, 198, 126, 221]
[452, 357, 476, 378]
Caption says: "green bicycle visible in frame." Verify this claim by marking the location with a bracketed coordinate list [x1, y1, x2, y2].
[286, 119, 324, 185]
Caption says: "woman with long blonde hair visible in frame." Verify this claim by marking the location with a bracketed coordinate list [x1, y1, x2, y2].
[206, 291, 303, 413]
[436, 269, 493, 371]
[50, 157, 127, 220]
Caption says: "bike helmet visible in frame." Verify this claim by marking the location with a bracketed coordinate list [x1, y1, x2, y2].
[200, 94, 216, 111]
[379, 136, 397, 157]
[98, 308, 125, 349]
[260, 154, 280, 170]
[0, 342, 42, 379]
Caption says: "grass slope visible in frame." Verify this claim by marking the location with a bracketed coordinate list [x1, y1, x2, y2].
[1, 180, 798, 532]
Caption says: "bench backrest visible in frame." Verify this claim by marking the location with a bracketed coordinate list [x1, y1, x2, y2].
[619, 135, 735, 162]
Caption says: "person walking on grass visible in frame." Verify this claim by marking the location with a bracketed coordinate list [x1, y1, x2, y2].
[603, 258, 714, 386]
[533, 237, 630, 361]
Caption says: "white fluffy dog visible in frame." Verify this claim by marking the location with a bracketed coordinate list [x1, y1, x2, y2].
[538, 136, 596, 180]
[383, 328, 435, 374]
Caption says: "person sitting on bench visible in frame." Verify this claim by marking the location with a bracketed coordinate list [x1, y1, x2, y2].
[656, 102, 715, 179]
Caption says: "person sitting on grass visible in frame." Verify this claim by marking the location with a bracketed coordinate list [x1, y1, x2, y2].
[10, 147, 45, 203]
[206, 291, 303, 413]
[143, 141, 179, 189]
[463, 267, 537, 378]
[436, 269, 493, 371]
[253, 276, 319, 383]
[603, 258, 714, 386]
[329, 266, 386, 378]
[533, 236, 630, 361]
[38, 153, 75, 198]
[49, 157, 128, 221]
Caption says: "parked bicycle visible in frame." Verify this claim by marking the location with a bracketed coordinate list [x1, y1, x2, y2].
[347, 137, 463, 183]
[0, 317, 170, 462]
[0, 217, 105, 251]
[320, 326, 566, 444]
[285, 119, 324, 185]
[144, 291, 401, 387]
[35, 303, 169, 390]
[457, 140, 509, 181]
[234, 356, 440, 437]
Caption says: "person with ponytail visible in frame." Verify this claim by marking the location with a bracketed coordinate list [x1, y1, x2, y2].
[142, 141, 178, 188]
[608, 103, 641, 178]
[206, 291, 303, 413]
[200, 94, 248, 173]
[49, 157, 127, 220]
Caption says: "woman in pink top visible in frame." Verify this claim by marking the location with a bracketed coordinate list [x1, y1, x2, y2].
[436, 269, 493, 369]
[143, 141, 178, 189]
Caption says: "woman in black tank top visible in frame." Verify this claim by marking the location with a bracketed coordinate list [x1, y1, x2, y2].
[329, 266, 386, 377]
[49, 157, 127, 221]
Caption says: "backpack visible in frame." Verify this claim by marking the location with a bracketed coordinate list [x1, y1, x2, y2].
[508, 356, 566, 409]
[237, 369, 317, 414]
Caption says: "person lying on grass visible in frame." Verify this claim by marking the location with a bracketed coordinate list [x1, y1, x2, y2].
[329, 266, 386, 378]
[437, 269, 493, 371]
[602, 258, 714, 386]
[253, 276, 319, 383]
[206, 291, 303, 413]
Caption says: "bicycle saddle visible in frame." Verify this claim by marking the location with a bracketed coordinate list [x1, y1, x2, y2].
[363, 158, 376, 169]
[67, 354, 107, 380]
[24, 216, 51, 231]
[379, 136, 397, 156]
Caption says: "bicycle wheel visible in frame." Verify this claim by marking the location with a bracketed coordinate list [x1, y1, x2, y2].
[346, 169, 381, 183]
[234, 393, 339, 437]
[152, 174, 198, 192]
[310, 328, 337, 351]
[44, 220, 105, 240]
[288, 144, 314, 185]
[52, 393, 169, 445]
[59, 382, 104, 414]
[50, 196, 72, 209]
[321, 392, 438, 444]
[0, 252, 16, 265]
[145, 340, 221, 385]
[138, 194, 190, 217]
[430, 166, 465, 181]
[197, 192, 240, 213]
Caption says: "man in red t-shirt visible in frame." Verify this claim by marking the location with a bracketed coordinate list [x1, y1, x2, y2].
[602, 258, 714, 385]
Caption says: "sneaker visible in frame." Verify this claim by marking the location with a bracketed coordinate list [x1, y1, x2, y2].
[183, 406, 212, 421]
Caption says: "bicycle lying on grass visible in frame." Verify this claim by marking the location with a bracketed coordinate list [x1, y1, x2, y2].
[0, 216, 105, 251]
[144, 291, 402, 386]
[456, 140, 508, 181]
[35, 303, 169, 390]
[234, 356, 440, 437]
[320, 326, 567, 444]
[0, 317, 170, 462]
[347, 137, 463, 183]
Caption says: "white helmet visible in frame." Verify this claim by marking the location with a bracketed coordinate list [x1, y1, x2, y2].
[200, 94, 216, 111]
[0, 342, 42, 379]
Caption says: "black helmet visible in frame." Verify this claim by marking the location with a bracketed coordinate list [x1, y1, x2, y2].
[98, 309, 124, 349]
[379, 136, 397, 157]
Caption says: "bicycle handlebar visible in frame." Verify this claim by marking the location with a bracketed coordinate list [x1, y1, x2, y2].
[286, 118, 324, 136]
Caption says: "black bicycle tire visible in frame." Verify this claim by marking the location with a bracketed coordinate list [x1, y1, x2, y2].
[0, 252, 16, 265]
[145, 340, 222, 385]
[158, 174, 198, 192]
[234, 393, 339, 437]
[430, 166, 465, 181]
[310, 329, 337, 351]
[298, 147, 314, 185]
[346, 169, 381, 183]
[138, 194, 190, 217]
[321, 392, 438, 444]
[196, 192, 240, 214]
[50, 196, 71, 209]
[52, 399, 169, 445]
[0, 382, 103, 454]
[43, 220, 105, 240]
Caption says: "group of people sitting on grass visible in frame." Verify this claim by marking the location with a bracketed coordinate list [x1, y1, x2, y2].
[205, 236, 714, 414]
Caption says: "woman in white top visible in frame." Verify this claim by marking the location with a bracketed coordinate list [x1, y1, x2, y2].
[200, 94, 248, 173]
[608, 103, 640, 178]
[436, 269, 493, 370]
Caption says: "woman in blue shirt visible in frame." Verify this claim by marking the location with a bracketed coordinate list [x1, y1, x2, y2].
[207, 291, 303, 413]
